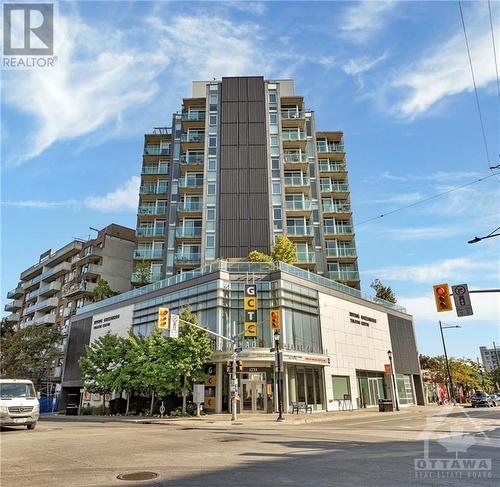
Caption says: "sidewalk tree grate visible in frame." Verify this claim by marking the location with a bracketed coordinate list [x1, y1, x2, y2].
[117, 472, 159, 481]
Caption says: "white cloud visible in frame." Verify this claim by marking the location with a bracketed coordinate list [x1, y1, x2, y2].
[227, 1, 267, 15]
[386, 226, 464, 240]
[339, 1, 399, 43]
[342, 53, 388, 76]
[399, 291, 500, 324]
[364, 192, 425, 205]
[2, 176, 140, 212]
[391, 3, 498, 116]
[365, 257, 499, 283]
[366, 171, 482, 183]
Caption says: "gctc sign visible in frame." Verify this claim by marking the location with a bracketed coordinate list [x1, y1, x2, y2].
[3, 3, 54, 55]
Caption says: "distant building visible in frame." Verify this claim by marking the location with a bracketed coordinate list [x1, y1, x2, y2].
[479, 346, 500, 372]
[133, 76, 360, 289]
[4, 224, 136, 387]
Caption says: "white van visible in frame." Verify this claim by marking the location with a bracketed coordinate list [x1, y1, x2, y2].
[0, 379, 40, 430]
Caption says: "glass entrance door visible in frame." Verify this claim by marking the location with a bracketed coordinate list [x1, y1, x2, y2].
[240, 380, 267, 413]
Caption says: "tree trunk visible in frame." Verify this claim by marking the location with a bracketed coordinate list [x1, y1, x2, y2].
[182, 390, 187, 416]
[126, 391, 131, 416]
[102, 392, 106, 415]
[150, 390, 155, 416]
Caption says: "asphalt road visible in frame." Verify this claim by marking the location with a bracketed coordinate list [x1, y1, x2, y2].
[1, 407, 499, 487]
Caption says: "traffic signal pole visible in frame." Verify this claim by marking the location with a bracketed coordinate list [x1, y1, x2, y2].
[439, 321, 456, 405]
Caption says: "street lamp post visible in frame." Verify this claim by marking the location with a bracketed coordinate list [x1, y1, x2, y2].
[387, 350, 399, 411]
[439, 321, 460, 405]
[274, 330, 284, 421]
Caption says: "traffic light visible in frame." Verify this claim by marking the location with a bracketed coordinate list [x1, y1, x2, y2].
[157, 307, 170, 329]
[236, 360, 243, 372]
[226, 361, 232, 373]
[433, 284, 452, 312]
[270, 309, 280, 331]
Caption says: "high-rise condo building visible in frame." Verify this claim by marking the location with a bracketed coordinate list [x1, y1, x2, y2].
[133, 77, 360, 289]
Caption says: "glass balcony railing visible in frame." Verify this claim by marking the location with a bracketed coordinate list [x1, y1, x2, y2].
[318, 163, 347, 172]
[320, 183, 349, 193]
[284, 176, 309, 187]
[285, 200, 311, 210]
[329, 270, 360, 281]
[286, 226, 313, 236]
[317, 143, 344, 153]
[176, 227, 202, 238]
[282, 131, 306, 141]
[295, 252, 315, 263]
[175, 252, 201, 263]
[136, 227, 165, 237]
[144, 147, 170, 156]
[131, 271, 162, 283]
[283, 153, 307, 163]
[178, 179, 204, 188]
[139, 185, 168, 194]
[322, 203, 351, 213]
[180, 154, 204, 164]
[181, 112, 206, 122]
[138, 206, 167, 216]
[177, 201, 203, 212]
[134, 249, 164, 260]
[324, 225, 354, 235]
[142, 166, 169, 175]
[181, 133, 205, 143]
[326, 247, 357, 258]
[281, 110, 305, 119]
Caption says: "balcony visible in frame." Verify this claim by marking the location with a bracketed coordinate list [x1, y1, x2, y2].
[136, 227, 165, 237]
[134, 249, 164, 260]
[5, 313, 21, 323]
[285, 200, 312, 217]
[138, 206, 167, 217]
[317, 143, 344, 154]
[4, 299, 22, 312]
[318, 162, 347, 174]
[324, 225, 354, 236]
[143, 147, 170, 156]
[181, 112, 205, 122]
[295, 252, 316, 263]
[284, 176, 310, 192]
[322, 202, 352, 216]
[142, 165, 169, 175]
[62, 281, 98, 298]
[7, 284, 23, 299]
[177, 201, 203, 213]
[320, 182, 349, 196]
[178, 178, 204, 193]
[282, 131, 306, 141]
[281, 110, 305, 120]
[33, 312, 57, 326]
[179, 154, 204, 172]
[41, 262, 72, 282]
[328, 271, 360, 282]
[34, 281, 62, 298]
[131, 270, 162, 284]
[286, 226, 313, 237]
[176, 227, 202, 239]
[180, 133, 205, 143]
[326, 247, 357, 259]
[283, 152, 309, 170]
[139, 185, 168, 195]
[174, 252, 201, 264]
[36, 297, 59, 312]
[22, 274, 43, 290]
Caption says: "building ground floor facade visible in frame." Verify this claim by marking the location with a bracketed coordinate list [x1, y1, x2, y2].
[61, 262, 425, 413]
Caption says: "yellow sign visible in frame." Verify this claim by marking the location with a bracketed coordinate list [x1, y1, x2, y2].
[205, 376, 216, 386]
[244, 322, 258, 337]
[157, 307, 170, 329]
[204, 397, 216, 409]
[244, 296, 257, 310]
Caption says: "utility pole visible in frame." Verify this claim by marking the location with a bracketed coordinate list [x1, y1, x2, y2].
[439, 321, 457, 404]
[477, 358, 486, 390]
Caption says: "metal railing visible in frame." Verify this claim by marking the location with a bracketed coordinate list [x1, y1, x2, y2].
[178, 179, 204, 188]
[322, 203, 351, 213]
[324, 225, 353, 235]
[317, 143, 344, 153]
[144, 147, 170, 156]
[138, 206, 167, 216]
[136, 227, 165, 237]
[285, 200, 311, 210]
[175, 252, 201, 263]
[318, 162, 347, 172]
[281, 110, 305, 119]
[328, 271, 360, 281]
[326, 247, 357, 257]
[142, 166, 169, 175]
[181, 112, 205, 121]
[177, 201, 203, 212]
[283, 153, 307, 163]
[320, 183, 349, 192]
[282, 131, 306, 141]
[180, 133, 205, 143]
[180, 154, 204, 164]
[295, 252, 316, 263]
[176, 227, 202, 238]
[134, 249, 164, 259]
[139, 185, 168, 194]
[284, 176, 309, 187]
[286, 226, 313, 236]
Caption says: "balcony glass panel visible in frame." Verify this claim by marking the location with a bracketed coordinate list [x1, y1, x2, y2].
[329, 271, 360, 281]
[284, 176, 309, 186]
[177, 201, 203, 212]
[286, 226, 312, 236]
[176, 227, 202, 237]
[144, 146, 170, 156]
[181, 112, 205, 121]
[181, 133, 205, 143]
[318, 162, 347, 172]
[324, 225, 353, 235]
[179, 178, 204, 188]
[285, 200, 311, 210]
[174, 252, 201, 263]
[282, 131, 306, 141]
[180, 154, 205, 164]
[326, 247, 357, 257]
[134, 249, 164, 259]
[281, 110, 305, 119]
[136, 227, 165, 237]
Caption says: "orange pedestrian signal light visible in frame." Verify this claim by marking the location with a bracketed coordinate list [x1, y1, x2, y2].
[433, 284, 452, 312]
[270, 309, 280, 331]
[157, 307, 170, 329]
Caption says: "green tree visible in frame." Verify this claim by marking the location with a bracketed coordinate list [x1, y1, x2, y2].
[247, 250, 273, 263]
[370, 279, 397, 304]
[488, 367, 500, 390]
[170, 307, 213, 415]
[271, 235, 296, 264]
[92, 278, 116, 302]
[134, 260, 151, 287]
[79, 333, 128, 413]
[1, 324, 64, 390]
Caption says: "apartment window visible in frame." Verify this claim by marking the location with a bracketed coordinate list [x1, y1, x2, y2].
[207, 208, 216, 220]
[206, 235, 215, 248]
[209, 114, 217, 125]
[208, 158, 216, 171]
[270, 135, 279, 147]
[273, 208, 282, 220]
[272, 182, 281, 194]
[270, 113, 278, 124]
[208, 136, 217, 148]
[271, 158, 280, 170]
[207, 183, 216, 195]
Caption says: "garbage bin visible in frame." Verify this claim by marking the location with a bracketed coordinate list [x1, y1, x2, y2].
[378, 399, 394, 412]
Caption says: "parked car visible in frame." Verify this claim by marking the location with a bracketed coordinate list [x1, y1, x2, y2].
[471, 392, 494, 408]
[0, 379, 40, 429]
[488, 393, 500, 406]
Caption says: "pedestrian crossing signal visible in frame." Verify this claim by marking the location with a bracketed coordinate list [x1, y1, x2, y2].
[157, 307, 170, 329]
[270, 309, 280, 331]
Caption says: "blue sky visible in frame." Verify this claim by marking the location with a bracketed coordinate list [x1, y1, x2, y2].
[1, 1, 499, 360]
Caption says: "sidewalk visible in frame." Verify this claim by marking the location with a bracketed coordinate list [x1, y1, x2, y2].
[42, 405, 447, 427]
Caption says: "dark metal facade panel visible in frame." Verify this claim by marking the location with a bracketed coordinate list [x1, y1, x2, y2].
[218, 76, 270, 258]
[61, 317, 92, 387]
[387, 315, 421, 375]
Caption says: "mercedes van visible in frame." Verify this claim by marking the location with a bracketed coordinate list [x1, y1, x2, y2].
[0, 379, 40, 429]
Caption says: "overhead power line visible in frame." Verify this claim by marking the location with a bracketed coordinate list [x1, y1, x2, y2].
[356, 171, 500, 226]
[458, 1, 500, 185]
[487, 0, 500, 101]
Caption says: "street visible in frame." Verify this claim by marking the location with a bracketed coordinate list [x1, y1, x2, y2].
[1, 407, 499, 486]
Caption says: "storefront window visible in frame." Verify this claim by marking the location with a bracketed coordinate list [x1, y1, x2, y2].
[396, 374, 415, 405]
[331, 375, 350, 400]
[288, 366, 325, 410]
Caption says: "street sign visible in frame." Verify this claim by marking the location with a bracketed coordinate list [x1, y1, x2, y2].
[170, 314, 179, 338]
[193, 384, 205, 404]
[451, 284, 473, 317]
[234, 347, 242, 353]
[384, 364, 392, 376]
